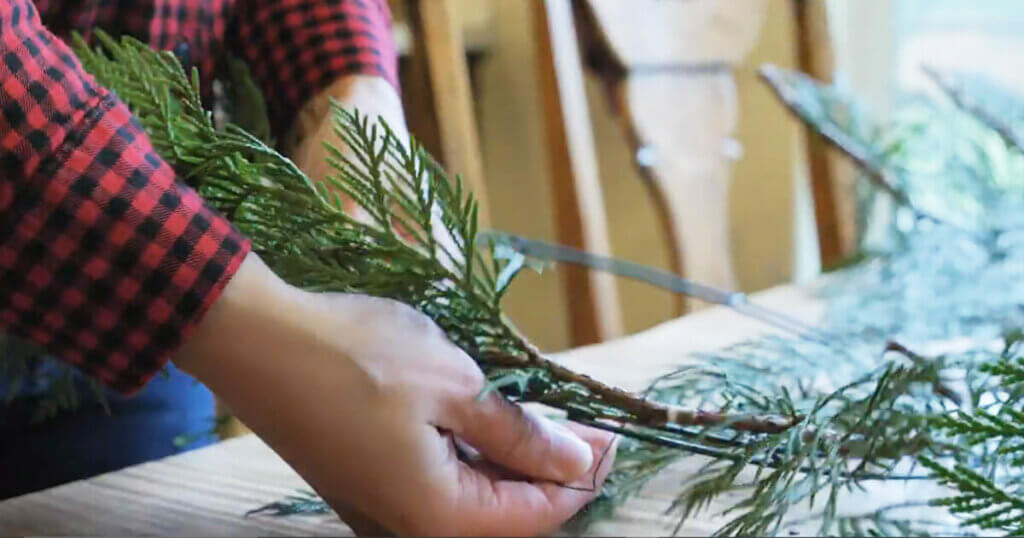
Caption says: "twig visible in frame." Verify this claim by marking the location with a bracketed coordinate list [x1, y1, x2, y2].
[758, 64, 982, 242]
[539, 355, 801, 433]
[923, 65, 1024, 154]
[883, 340, 964, 405]
[484, 334, 802, 435]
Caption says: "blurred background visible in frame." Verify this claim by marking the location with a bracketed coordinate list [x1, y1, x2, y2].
[386, 0, 1024, 352]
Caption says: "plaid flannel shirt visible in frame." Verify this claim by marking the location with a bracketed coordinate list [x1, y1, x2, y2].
[0, 0, 398, 393]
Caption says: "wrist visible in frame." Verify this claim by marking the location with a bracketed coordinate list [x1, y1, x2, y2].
[172, 252, 307, 382]
[170, 254, 376, 435]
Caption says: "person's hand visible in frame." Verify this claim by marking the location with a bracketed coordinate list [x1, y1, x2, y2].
[173, 254, 617, 536]
[286, 74, 409, 218]
[284, 73, 459, 259]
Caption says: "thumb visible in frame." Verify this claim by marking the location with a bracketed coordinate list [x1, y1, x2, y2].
[452, 392, 594, 484]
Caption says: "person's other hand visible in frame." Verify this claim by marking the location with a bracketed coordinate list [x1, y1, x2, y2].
[284, 73, 460, 259]
[174, 254, 617, 536]
[286, 74, 408, 219]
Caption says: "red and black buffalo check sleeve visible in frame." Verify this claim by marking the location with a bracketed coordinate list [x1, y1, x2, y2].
[231, 0, 399, 134]
[0, 0, 250, 393]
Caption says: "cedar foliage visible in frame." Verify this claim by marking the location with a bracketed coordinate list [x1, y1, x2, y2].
[70, 32, 800, 459]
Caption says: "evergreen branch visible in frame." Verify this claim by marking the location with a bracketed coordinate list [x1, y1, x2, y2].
[71, 33, 801, 441]
[779, 501, 959, 537]
[921, 457, 1024, 535]
[563, 335, 966, 536]
[669, 359, 952, 536]
[922, 336, 1024, 535]
[758, 65, 910, 207]
[566, 438, 683, 532]
[883, 341, 963, 405]
[923, 66, 1024, 154]
[981, 351, 1024, 385]
[566, 62, 1024, 536]
[246, 490, 331, 517]
[758, 64, 982, 239]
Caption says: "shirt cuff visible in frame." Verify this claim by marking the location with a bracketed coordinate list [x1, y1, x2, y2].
[0, 91, 250, 393]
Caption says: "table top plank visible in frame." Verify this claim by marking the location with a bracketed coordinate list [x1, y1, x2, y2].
[0, 435, 348, 536]
[2, 281, 958, 536]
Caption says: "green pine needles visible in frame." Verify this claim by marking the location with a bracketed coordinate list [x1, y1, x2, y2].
[72, 32, 801, 451]
[921, 334, 1024, 535]
[66, 33, 1024, 536]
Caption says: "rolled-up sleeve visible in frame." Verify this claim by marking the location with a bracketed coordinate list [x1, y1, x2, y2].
[0, 0, 250, 393]
[230, 0, 399, 135]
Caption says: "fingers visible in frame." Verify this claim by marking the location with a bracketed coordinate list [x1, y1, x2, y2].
[455, 425, 618, 536]
[451, 391, 595, 484]
[330, 500, 394, 537]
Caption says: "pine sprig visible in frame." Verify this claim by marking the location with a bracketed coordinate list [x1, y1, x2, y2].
[245, 490, 331, 518]
[780, 501, 961, 537]
[758, 65, 918, 216]
[577, 67, 1024, 536]
[661, 355, 953, 536]
[72, 33, 803, 448]
[920, 331, 1024, 535]
[920, 458, 1024, 535]
[924, 66, 1024, 154]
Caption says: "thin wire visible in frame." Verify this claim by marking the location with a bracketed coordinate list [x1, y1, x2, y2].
[734, 301, 835, 344]
[479, 232, 837, 345]
[571, 417, 932, 482]
[556, 433, 618, 494]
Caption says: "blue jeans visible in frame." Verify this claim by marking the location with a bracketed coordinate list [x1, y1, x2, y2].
[0, 363, 216, 499]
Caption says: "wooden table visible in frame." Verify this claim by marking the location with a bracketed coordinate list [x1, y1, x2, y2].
[0, 282, 957, 536]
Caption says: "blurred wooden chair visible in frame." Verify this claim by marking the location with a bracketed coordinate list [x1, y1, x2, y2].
[393, 0, 493, 226]
[392, 1, 841, 349]
[530, 0, 624, 346]
[791, 0, 851, 266]
[531, 0, 768, 346]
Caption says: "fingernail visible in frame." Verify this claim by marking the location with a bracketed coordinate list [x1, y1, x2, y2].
[540, 416, 594, 481]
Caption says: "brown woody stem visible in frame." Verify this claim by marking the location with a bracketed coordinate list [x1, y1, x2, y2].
[758, 65, 985, 242]
[884, 340, 963, 405]
[923, 65, 1024, 153]
[482, 334, 802, 435]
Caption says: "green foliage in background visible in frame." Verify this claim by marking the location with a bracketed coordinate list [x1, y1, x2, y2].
[577, 66, 1024, 536]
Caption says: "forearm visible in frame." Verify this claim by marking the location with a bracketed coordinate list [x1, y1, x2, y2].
[172, 252, 610, 536]
[287, 74, 407, 146]
[284, 74, 409, 185]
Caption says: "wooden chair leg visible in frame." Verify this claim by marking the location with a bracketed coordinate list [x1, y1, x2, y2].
[572, 0, 766, 312]
[405, 0, 491, 227]
[792, 0, 851, 267]
[532, 0, 624, 345]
